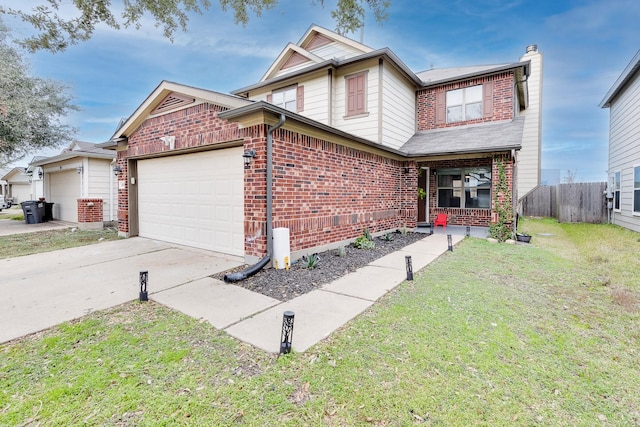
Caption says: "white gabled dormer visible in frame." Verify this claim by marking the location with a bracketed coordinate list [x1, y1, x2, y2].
[260, 25, 374, 82]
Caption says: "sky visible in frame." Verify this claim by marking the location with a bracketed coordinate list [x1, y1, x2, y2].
[1, 0, 639, 182]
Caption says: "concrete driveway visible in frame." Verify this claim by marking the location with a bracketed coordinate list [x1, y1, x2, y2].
[0, 238, 244, 343]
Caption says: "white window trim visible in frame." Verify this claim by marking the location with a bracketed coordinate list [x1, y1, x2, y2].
[272, 85, 297, 111]
[614, 170, 621, 213]
[446, 85, 482, 124]
[633, 165, 640, 216]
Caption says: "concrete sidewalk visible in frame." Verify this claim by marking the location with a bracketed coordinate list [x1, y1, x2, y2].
[155, 233, 464, 353]
[1, 232, 463, 354]
[0, 218, 72, 236]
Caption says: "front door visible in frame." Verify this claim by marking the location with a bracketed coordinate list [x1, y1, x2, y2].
[417, 167, 429, 224]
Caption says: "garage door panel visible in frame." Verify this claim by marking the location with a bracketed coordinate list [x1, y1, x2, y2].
[138, 148, 244, 256]
[49, 170, 80, 223]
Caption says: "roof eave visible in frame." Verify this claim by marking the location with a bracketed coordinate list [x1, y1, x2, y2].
[231, 48, 424, 96]
[421, 61, 530, 87]
[599, 49, 640, 108]
[405, 144, 521, 158]
[219, 101, 406, 157]
[31, 152, 115, 167]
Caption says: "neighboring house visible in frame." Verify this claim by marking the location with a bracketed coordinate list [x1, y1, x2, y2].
[30, 141, 118, 223]
[101, 25, 542, 262]
[26, 156, 46, 201]
[1, 167, 32, 203]
[600, 49, 640, 232]
[0, 167, 9, 197]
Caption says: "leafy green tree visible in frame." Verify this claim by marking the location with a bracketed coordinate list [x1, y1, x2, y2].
[0, 24, 76, 166]
[0, 0, 390, 53]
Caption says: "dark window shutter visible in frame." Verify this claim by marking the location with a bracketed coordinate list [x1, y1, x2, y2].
[296, 85, 304, 112]
[355, 74, 365, 113]
[435, 91, 446, 125]
[483, 81, 494, 118]
[347, 74, 366, 116]
[266, 93, 273, 103]
[347, 77, 357, 115]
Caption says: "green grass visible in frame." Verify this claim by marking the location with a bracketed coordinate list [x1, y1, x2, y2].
[1, 218, 639, 425]
[0, 228, 120, 259]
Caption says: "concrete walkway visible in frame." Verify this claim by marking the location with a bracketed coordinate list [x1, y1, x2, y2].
[155, 233, 464, 353]
[1, 232, 464, 354]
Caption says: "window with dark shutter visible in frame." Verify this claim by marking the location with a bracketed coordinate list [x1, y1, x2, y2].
[346, 72, 367, 116]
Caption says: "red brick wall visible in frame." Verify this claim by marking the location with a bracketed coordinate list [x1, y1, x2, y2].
[116, 103, 417, 258]
[244, 128, 416, 256]
[417, 71, 515, 131]
[77, 198, 103, 223]
[421, 155, 514, 227]
[116, 103, 259, 235]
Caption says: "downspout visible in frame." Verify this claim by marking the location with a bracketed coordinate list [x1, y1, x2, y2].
[512, 148, 518, 233]
[109, 158, 116, 222]
[224, 113, 286, 282]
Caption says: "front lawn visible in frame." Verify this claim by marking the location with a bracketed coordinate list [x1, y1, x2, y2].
[0, 228, 120, 259]
[1, 218, 639, 425]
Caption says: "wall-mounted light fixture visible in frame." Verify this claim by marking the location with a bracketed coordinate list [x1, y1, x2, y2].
[404, 167, 410, 174]
[113, 165, 123, 176]
[38, 170, 43, 179]
[243, 149, 256, 168]
[76, 166, 83, 174]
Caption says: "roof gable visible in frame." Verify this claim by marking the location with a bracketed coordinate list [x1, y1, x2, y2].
[259, 24, 374, 82]
[112, 80, 251, 139]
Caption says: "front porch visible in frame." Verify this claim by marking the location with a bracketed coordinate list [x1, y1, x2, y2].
[415, 224, 489, 238]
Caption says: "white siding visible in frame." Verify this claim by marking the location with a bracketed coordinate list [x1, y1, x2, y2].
[249, 72, 330, 125]
[88, 158, 117, 222]
[518, 49, 543, 199]
[332, 61, 380, 142]
[309, 42, 364, 61]
[302, 74, 330, 124]
[608, 69, 640, 231]
[380, 62, 416, 150]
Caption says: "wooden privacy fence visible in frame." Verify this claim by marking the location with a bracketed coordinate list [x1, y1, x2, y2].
[520, 182, 607, 223]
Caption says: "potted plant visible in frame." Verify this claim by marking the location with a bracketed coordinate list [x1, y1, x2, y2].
[516, 231, 531, 243]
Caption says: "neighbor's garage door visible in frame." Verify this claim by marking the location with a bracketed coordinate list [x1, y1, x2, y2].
[137, 148, 244, 256]
[49, 170, 80, 222]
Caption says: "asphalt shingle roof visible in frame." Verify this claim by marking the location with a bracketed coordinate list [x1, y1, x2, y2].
[401, 116, 525, 157]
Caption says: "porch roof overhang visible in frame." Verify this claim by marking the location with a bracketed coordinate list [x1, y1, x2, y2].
[401, 116, 524, 159]
[30, 151, 115, 167]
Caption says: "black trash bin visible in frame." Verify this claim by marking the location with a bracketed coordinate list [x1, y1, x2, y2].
[44, 202, 54, 221]
[20, 201, 45, 224]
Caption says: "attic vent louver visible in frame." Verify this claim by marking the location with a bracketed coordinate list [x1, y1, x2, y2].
[151, 92, 196, 115]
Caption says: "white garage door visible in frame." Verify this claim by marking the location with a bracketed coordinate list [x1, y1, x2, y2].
[137, 148, 244, 256]
[49, 170, 80, 222]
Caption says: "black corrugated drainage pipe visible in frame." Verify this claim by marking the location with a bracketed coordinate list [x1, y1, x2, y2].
[224, 113, 286, 283]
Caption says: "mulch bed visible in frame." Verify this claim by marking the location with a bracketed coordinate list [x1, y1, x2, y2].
[212, 232, 427, 301]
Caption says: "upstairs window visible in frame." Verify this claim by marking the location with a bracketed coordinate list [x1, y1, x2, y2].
[345, 72, 367, 117]
[437, 167, 492, 208]
[436, 82, 493, 125]
[267, 85, 304, 113]
[446, 85, 482, 122]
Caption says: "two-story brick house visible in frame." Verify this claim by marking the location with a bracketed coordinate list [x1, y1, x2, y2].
[103, 25, 542, 263]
